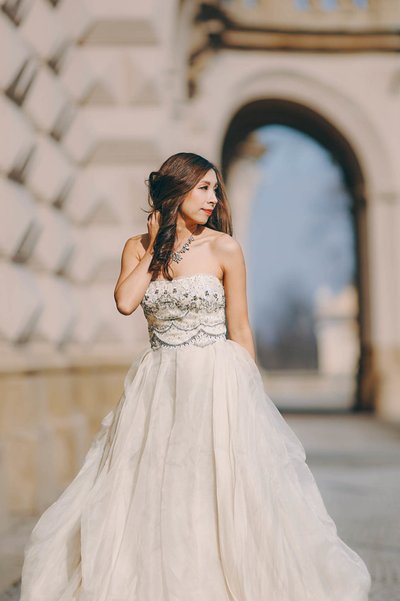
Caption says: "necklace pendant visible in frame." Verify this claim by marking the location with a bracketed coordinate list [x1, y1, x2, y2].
[171, 233, 195, 264]
[172, 253, 182, 264]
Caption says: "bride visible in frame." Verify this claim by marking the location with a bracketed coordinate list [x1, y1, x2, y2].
[19, 152, 372, 601]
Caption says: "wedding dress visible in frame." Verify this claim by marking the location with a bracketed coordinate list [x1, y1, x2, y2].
[19, 273, 372, 601]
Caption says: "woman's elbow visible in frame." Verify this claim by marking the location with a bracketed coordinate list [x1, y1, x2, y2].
[116, 302, 133, 316]
[227, 319, 252, 338]
[114, 293, 136, 316]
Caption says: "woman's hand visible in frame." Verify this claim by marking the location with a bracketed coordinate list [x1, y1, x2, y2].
[114, 212, 162, 315]
[147, 211, 161, 249]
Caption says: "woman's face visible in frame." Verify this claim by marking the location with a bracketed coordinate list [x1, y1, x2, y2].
[179, 168, 219, 225]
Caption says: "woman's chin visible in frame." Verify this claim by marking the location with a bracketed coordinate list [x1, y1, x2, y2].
[193, 217, 208, 226]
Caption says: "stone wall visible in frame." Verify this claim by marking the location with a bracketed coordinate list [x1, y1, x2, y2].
[0, 0, 171, 534]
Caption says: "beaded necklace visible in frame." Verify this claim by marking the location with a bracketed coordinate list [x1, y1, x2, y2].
[171, 229, 198, 263]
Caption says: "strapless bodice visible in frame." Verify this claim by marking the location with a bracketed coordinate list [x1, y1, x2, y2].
[140, 273, 227, 350]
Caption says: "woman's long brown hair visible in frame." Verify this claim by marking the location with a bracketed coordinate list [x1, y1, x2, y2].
[145, 152, 233, 281]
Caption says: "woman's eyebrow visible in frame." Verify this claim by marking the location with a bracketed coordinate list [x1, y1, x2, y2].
[199, 180, 218, 186]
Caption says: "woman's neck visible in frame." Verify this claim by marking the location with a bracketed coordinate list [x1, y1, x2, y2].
[175, 221, 202, 242]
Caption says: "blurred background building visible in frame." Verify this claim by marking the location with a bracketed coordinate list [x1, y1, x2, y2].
[0, 0, 399, 583]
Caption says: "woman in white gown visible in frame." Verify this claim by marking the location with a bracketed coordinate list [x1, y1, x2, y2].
[19, 152, 372, 601]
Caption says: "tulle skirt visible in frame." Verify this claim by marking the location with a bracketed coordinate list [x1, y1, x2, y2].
[20, 339, 372, 601]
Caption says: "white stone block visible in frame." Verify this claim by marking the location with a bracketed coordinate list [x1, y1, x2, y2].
[0, 262, 42, 342]
[71, 282, 145, 345]
[23, 65, 70, 132]
[79, 48, 127, 106]
[125, 48, 161, 105]
[19, 0, 69, 60]
[29, 205, 74, 273]
[0, 179, 37, 257]
[62, 111, 96, 164]
[65, 227, 98, 283]
[7, 54, 38, 108]
[0, 0, 34, 24]
[83, 0, 159, 44]
[81, 47, 161, 106]
[55, 0, 93, 41]
[66, 225, 131, 283]
[32, 274, 76, 345]
[25, 134, 76, 204]
[81, 107, 163, 164]
[93, 282, 147, 345]
[59, 46, 96, 102]
[69, 284, 102, 343]
[63, 170, 105, 224]
[86, 226, 131, 281]
[0, 0, 35, 26]
[0, 11, 30, 90]
[0, 95, 34, 174]
[81, 165, 150, 225]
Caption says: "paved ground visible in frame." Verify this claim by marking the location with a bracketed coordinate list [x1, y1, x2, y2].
[286, 413, 400, 601]
[1, 412, 399, 600]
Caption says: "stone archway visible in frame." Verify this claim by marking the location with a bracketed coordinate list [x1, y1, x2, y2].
[212, 68, 393, 195]
[220, 98, 375, 412]
[172, 9, 399, 417]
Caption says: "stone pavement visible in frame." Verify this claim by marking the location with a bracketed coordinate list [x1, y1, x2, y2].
[286, 413, 400, 601]
[1, 413, 399, 601]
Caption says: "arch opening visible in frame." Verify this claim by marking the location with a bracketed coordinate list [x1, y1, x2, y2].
[222, 99, 373, 413]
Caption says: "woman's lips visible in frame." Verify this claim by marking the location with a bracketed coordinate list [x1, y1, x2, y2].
[202, 209, 212, 215]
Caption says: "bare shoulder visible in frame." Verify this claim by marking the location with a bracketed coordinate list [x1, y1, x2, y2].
[211, 231, 242, 256]
[209, 234, 246, 284]
[210, 232, 244, 277]
[122, 232, 150, 259]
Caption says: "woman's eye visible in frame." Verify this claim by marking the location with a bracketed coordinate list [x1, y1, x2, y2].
[199, 185, 218, 192]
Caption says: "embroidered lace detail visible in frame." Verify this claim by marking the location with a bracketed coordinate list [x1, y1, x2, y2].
[140, 274, 227, 350]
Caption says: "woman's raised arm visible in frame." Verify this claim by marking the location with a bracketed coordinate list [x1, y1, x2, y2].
[114, 212, 160, 315]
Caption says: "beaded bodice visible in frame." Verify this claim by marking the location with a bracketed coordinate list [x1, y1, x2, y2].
[140, 274, 227, 350]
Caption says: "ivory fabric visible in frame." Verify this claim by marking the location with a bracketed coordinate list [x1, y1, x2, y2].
[19, 274, 372, 601]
